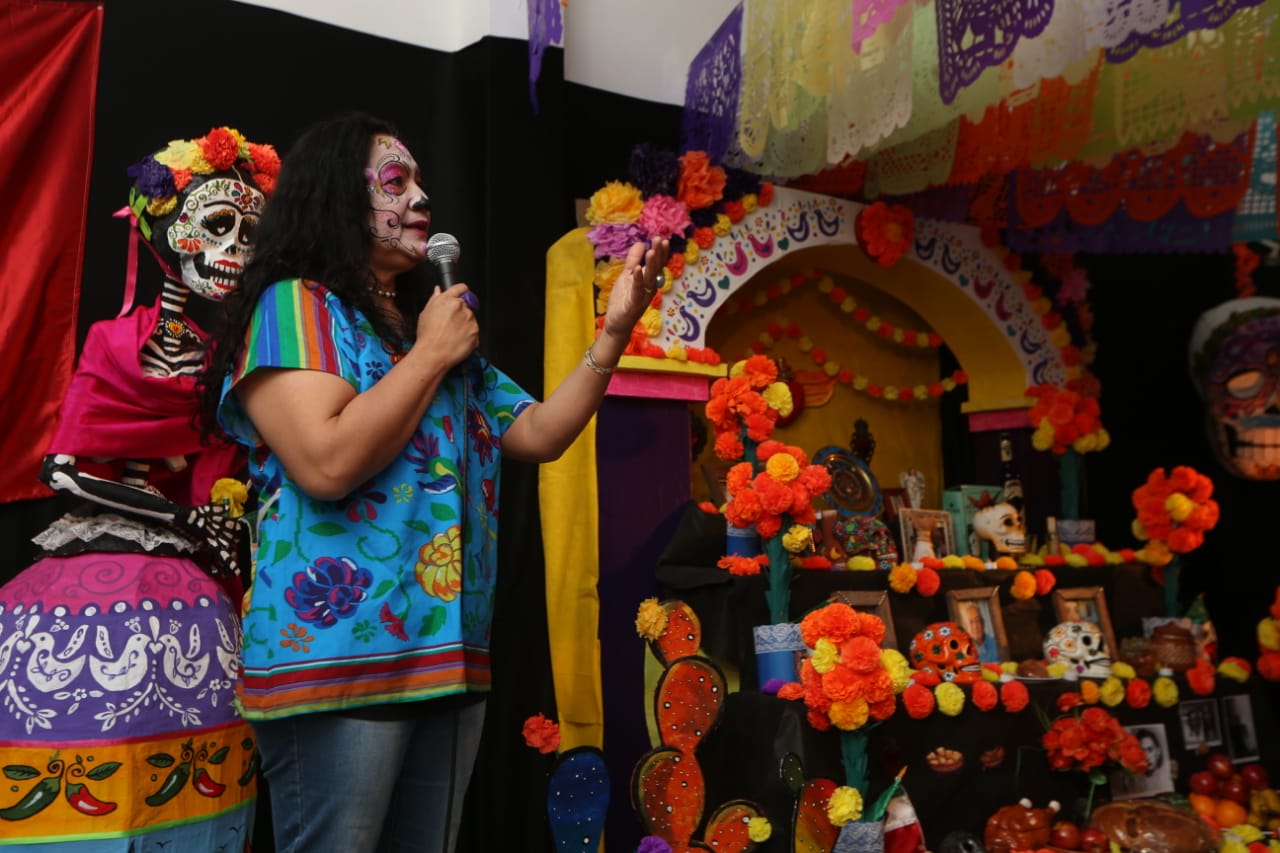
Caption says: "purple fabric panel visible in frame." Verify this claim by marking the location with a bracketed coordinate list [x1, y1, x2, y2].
[681, 2, 743, 161]
[595, 396, 693, 852]
[527, 0, 563, 113]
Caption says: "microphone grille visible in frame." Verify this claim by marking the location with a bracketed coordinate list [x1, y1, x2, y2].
[426, 232, 461, 264]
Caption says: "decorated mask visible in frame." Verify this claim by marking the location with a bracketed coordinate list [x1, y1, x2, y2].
[1188, 297, 1280, 479]
[908, 621, 982, 684]
[1043, 620, 1111, 678]
[165, 174, 265, 300]
[971, 502, 1026, 554]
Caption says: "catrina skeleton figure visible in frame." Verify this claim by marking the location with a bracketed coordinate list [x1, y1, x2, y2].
[37, 128, 278, 578]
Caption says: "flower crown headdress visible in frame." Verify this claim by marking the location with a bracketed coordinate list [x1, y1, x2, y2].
[125, 126, 280, 242]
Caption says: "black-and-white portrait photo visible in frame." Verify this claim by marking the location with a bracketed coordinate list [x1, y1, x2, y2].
[1110, 724, 1175, 800]
[1222, 694, 1260, 762]
[1179, 698, 1223, 748]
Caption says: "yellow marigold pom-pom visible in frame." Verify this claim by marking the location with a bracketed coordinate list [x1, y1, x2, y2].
[935, 681, 965, 716]
[210, 478, 249, 518]
[146, 195, 178, 217]
[888, 563, 917, 593]
[1153, 676, 1179, 707]
[635, 597, 668, 640]
[1110, 661, 1136, 680]
[811, 638, 839, 674]
[748, 817, 772, 842]
[1099, 676, 1125, 707]
[846, 556, 877, 571]
[881, 648, 912, 692]
[827, 786, 864, 826]
[781, 524, 812, 553]
[762, 382, 794, 417]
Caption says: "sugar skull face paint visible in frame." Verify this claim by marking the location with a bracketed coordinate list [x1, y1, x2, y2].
[365, 135, 431, 265]
[165, 174, 265, 300]
[1190, 298, 1280, 480]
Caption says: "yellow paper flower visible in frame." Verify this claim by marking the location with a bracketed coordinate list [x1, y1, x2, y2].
[210, 478, 249, 518]
[768, 454, 801, 484]
[935, 681, 965, 716]
[748, 817, 772, 842]
[846, 556, 877, 571]
[781, 523, 812, 553]
[1218, 659, 1250, 682]
[1000, 661, 1018, 674]
[146, 195, 177, 217]
[1110, 661, 1136, 680]
[1153, 676, 1179, 707]
[1046, 661, 1068, 677]
[982, 667, 1001, 682]
[635, 597, 668, 640]
[1257, 618, 1278, 651]
[585, 180, 643, 225]
[1099, 676, 1125, 707]
[827, 786, 864, 826]
[1010, 570, 1037, 600]
[888, 563, 917, 593]
[941, 554, 965, 569]
[811, 638, 839, 674]
[761, 382, 794, 417]
[640, 307, 663, 337]
[1064, 553, 1088, 567]
[881, 648, 912, 692]
[829, 697, 870, 730]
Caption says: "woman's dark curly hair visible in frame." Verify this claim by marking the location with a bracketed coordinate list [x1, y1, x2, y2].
[195, 111, 430, 443]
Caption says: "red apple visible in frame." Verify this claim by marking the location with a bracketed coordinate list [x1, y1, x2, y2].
[1207, 752, 1234, 780]
[1051, 821, 1082, 851]
[1220, 777, 1250, 806]
[1189, 770, 1221, 797]
[1080, 828, 1109, 853]
[1240, 763, 1270, 790]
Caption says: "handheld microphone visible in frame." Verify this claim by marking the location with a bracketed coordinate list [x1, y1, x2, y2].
[427, 232, 478, 312]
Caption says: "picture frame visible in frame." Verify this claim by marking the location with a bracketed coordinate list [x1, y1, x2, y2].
[945, 586, 1009, 664]
[1221, 694, 1260, 762]
[831, 589, 898, 651]
[1109, 724, 1175, 800]
[898, 507, 956, 561]
[1178, 697, 1223, 749]
[1051, 586, 1118, 659]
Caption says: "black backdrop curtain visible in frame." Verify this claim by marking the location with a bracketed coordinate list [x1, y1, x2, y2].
[0, 2, 683, 851]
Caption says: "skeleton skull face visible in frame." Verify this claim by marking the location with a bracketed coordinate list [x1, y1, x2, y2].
[1043, 620, 1111, 678]
[1189, 298, 1280, 480]
[164, 173, 265, 301]
[909, 621, 983, 684]
[972, 502, 1026, 554]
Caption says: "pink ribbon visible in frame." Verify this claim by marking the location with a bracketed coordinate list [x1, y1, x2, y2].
[111, 206, 182, 317]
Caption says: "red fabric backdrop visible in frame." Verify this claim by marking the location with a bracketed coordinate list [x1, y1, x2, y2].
[0, 1, 102, 502]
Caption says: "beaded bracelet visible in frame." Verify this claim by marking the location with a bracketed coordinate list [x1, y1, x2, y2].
[584, 345, 615, 375]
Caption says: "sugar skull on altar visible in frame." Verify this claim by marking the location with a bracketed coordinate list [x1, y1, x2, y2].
[908, 621, 983, 684]
[1189, 297, 1280, 480]
[1043, 620, 1111, 678]
[972, 501, 1027, 555]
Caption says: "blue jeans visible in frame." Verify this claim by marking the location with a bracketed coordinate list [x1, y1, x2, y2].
[253, 700, 487, 853]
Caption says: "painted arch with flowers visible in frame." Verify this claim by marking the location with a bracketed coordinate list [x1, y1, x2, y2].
[537, 151, 1083, 752]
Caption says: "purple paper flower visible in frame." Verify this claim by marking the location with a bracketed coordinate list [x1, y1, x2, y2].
[628, 143, 680, 198]
[127, 156, 176, 200]
[637, 837, 673, 853]
[587, 222, 647, 260]
[723, 165, 763, 201]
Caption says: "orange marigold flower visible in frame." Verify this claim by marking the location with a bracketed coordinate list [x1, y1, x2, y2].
[1011, 570, 1038, 600]
[915, 567, 941, 596]
[855, 612, 886, 645]
[713, 431, 744, 461]
[677, 150, 727, 210]
[199, 127, 241, 171]
[1126, 677, 1151, 708]
[693, 226, 716, 249]
[840, 636, 884, 673]
[1185, 658, 1216, 696]
[1057, 691, 1084, 712]
[697, 501, 719, 514]
[741, 354, 779, 388]
[971, 679, 998, 711]
[717, 555, 762, 576]
[522, 713, 561, 754]
[903, 682, 935, 719]
[1000, 679, 1030, 712]
[1034, 569, 1056, 596]
[889, 563, 917, 593]
[822, 667, 865, 703]
[829, 697, 871, 730]
[777, 682, 805, 701]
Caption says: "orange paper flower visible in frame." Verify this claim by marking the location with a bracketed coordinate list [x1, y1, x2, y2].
[522, 713, 561, 754]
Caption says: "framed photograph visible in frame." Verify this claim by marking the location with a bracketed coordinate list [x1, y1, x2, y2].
[1109, 724, 1175, 800]
[1178, 698, 1224, 749]
[831, 589, 898, 651]
[898, 508, 956, 561]
[1221, 694, 1260, 762]
[945, 587, 1008, 664]
[1052, 587, 1118, 658]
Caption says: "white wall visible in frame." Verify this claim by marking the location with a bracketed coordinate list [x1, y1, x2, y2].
[232, 0, 741, 105]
